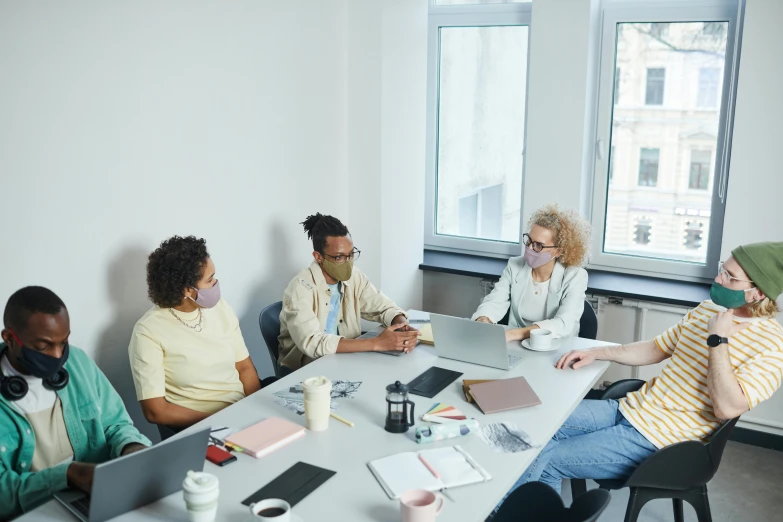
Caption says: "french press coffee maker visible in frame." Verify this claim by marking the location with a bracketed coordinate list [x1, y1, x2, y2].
[385, 381, 415, 433]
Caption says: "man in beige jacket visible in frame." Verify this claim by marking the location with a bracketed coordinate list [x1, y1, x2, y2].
[277, 214, 419, 374]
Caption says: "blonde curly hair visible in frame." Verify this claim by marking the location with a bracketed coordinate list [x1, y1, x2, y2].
[528, 204, 592, 267]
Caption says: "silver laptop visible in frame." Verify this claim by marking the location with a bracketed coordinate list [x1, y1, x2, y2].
[430, 313, 523, 370]
[54, 427, 210, 522]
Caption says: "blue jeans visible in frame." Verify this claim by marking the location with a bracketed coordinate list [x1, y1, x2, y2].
[513, 399, 657, 495]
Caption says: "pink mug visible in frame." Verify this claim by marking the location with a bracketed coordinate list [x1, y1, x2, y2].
[400, 489, 444, 522]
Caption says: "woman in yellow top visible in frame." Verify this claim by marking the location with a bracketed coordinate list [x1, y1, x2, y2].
[128, 235, 261, 429]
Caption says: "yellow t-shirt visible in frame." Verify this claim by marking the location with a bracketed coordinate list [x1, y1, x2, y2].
[620, 301, 783, 449]
[128, 298, 250, 414]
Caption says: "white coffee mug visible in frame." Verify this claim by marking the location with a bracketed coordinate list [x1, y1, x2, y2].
[249, 498, 291, 521]
[529, 328, 553, 350]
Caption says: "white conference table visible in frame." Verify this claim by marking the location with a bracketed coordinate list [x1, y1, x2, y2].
[21, 316, 611, 522]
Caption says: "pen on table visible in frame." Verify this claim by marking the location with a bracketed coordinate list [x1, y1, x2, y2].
[409, 319, 431, 324]
[330, 412, 355, 427]
[418, 454, 440, 479]
[440, 488, 455, 502]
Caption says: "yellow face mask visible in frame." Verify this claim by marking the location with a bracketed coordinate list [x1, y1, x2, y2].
[321, 257, 353, 282]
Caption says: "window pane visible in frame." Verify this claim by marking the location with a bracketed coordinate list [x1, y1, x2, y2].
[604, 21, 728, 264]
[638, 148, 660, 187]
[689, 150, 712, 190]
[436, 26, 528, 243]
[645, 68, 665, 105]
[697, 67, 720, 108]
[435, 0, 529, 4]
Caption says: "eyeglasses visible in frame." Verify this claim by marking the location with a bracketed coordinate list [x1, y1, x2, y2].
[321, 248, 361, 264]
[522, 233, 557, 253]
[717, 261, 754, 286]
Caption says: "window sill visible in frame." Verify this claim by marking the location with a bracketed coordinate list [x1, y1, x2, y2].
[419, 249, 711, 308]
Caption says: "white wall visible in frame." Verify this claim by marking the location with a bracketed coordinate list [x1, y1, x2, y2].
[0, 0, 427, 441]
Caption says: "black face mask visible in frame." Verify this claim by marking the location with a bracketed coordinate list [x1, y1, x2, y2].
[19, 342, 70, 380]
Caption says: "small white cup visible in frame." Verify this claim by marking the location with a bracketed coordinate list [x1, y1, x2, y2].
[302, 376, 332, 432]
[249, 498, 291, 521]
[182, 471, 219, 522]
[529, 329, 553, 350]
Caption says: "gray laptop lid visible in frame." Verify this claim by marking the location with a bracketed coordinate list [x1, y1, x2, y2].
[430, 313, 512, 370]
[88, 427, 210, 522]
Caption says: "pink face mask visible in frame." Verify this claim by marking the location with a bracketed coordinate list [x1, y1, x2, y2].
[189, 280, 221, 309]
[523, 247, 554, 269]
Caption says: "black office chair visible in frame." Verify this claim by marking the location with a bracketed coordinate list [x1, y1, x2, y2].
[157, 423, 182, 441]
[578, 301, 598, 340]
[259, 301, 283, 377]
[570, 379, 739, 522]
[493, 481, 611, 522]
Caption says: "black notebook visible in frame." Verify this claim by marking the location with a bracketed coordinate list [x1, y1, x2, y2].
[407, 366, 463, 398]
[241, 462, 336, 507]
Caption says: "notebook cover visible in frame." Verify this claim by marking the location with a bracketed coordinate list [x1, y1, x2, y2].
[225, 417, 305, 458]
[407, 367, 463, 398]
[416, 323, 435, 345]
[468, 377, 541, 414]
[462, 379, 497, 403]
[241, 462, 336, 507]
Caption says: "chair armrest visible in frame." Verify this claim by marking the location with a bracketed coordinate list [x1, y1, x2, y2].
[600, 379, 645, 400]
[625, 440, 714, 489]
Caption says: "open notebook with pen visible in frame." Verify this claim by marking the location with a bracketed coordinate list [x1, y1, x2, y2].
[368, 445, 491, 499]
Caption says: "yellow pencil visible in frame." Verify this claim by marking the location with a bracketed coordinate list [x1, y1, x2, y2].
[330, 412, 355, 427]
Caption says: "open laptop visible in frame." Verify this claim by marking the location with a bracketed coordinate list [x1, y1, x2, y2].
[54, 427, 210, 522]
[430, 313, 523, 370]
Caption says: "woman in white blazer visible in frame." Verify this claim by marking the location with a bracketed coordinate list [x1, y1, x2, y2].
[473, 204, 592, 342]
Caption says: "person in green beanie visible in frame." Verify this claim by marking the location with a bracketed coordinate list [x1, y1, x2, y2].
[496, 242, 783, 501]
[277, 214, 418, 376]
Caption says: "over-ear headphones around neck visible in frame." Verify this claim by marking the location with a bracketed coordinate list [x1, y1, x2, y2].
[0, 345, 70, 401]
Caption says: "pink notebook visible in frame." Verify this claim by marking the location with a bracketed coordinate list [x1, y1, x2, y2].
[468, 377, 541, 414]
[225, 417, 305, 459]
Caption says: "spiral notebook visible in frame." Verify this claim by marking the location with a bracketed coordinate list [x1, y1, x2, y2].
[368, 445, 491, 499]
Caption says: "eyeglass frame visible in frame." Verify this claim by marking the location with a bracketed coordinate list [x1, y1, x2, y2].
[522, 233, 558, 253]
[320, 247, 361, 264]
[717, 261, 754, 287]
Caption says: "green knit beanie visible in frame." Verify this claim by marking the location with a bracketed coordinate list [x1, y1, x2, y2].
[732, 242, 783, 300]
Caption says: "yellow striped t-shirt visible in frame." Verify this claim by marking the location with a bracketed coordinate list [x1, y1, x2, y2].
[619, 301, 783, 449]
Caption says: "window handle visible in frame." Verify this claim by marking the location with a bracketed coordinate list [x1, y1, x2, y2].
[596, 138, 606, 161]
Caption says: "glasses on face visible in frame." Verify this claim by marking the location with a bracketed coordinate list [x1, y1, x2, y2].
[321, 248, 361, 264]
[717, 261, 754, 286]
[522, 233, 557, 253]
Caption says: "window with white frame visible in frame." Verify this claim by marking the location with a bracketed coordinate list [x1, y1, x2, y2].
[425, 0, 531, 256]
[591, 0, 741, 281]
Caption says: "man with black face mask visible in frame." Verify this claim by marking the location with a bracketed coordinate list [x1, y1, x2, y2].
[0, 286, 150, 519]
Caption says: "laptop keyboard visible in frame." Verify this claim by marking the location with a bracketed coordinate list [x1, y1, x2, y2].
[71, 496, 91, 517]
[508, 354, 523, 368]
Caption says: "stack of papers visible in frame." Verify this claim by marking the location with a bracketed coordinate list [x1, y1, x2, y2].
[421, 402, 468, 423]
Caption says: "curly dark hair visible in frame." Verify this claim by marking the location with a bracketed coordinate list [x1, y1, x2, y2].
[146, 236, 209, 308]
[301, 213, 349, 252]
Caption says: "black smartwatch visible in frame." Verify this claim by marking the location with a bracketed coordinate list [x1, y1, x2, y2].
[707, 334, 729, 347]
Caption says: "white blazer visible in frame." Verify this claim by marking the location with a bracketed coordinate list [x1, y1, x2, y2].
[471, 257, 588, 338]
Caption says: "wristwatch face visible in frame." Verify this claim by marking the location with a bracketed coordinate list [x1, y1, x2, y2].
[707, 334, 727, 347]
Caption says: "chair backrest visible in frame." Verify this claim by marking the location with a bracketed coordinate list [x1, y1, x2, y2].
[259, 301, 283, 376]
[493, 481, 611, 522]
[157, 423, 180, 442]
[706, 416, 739, 472]
[578, 300, 598, 340]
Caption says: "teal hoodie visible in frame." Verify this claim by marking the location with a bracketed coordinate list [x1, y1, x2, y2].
[0, 344, 151, 518]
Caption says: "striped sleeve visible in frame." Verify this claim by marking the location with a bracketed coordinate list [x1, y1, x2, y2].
[654, 307, 697, 355]
[734, 335, 783, 409]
